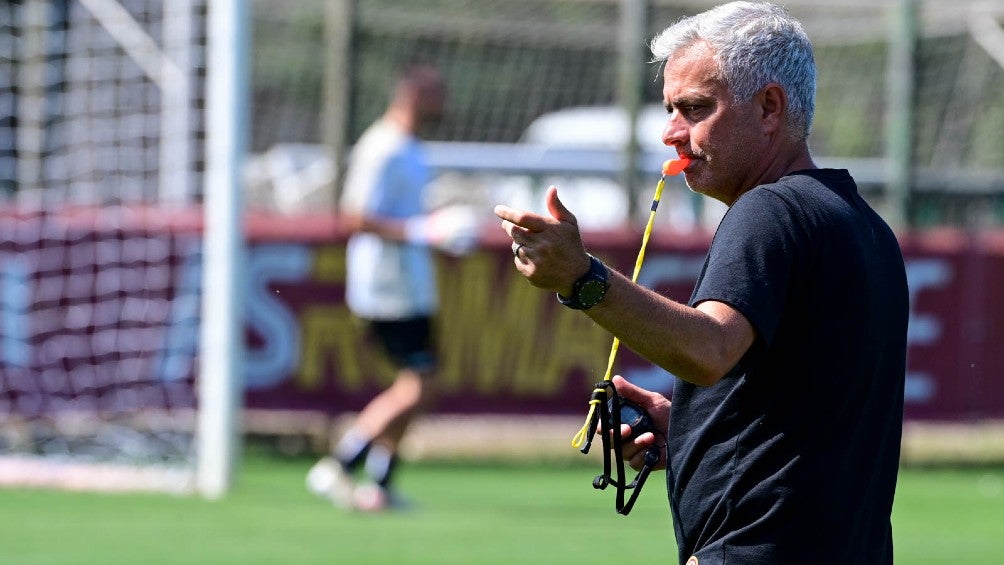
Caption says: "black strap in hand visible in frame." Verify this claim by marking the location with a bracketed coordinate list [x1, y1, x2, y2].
[580, 380, 661, 515]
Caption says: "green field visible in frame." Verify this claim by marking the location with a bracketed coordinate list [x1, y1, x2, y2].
[1, 450, 1001, 564]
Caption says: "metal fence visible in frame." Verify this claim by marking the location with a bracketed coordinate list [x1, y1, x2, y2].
[2, 0, 1003, 226]
[249, 0, 1004, 228]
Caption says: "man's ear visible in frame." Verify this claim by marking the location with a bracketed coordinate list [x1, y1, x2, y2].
[758, 83, 787, 135]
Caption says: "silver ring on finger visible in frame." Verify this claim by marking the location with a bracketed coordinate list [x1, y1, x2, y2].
[512, 242, 525, 258]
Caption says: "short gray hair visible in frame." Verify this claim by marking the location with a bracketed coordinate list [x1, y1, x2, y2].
[650, 1, 816, 140]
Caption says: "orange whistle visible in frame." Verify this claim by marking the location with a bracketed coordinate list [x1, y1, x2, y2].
[662, 156, 690, 176]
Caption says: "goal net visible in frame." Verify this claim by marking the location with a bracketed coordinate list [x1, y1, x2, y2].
[0, 0, 206, 493]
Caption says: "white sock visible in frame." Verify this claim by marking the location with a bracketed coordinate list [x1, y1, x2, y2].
[334, 428, 371, 470]
[364, 444, 397, 488]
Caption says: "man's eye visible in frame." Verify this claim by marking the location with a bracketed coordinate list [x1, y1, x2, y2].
[680, 105, 709, 120]
[668, 104, 705, 120]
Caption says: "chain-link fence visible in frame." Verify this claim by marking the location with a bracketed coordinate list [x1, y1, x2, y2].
[245, 0, 1004, 228]
[4, 0, 1002, 226]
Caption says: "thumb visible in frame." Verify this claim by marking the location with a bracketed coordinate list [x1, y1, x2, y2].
[611, 375, 648, 405]
[545, 186, 577, 226]
[611, 375, 671, 448]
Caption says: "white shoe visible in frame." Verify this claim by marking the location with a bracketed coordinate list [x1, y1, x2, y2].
[305, 457, 355, 509]
[352, 482, 411, 512]
[351, 482, 388, 512]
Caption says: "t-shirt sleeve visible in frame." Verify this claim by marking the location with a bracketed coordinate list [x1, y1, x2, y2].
[364, 148, 429, 219]
[366, 154, 407, 216]
[690, 187, 806, 348]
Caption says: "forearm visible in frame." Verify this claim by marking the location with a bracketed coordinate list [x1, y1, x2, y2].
[492, 189, 752, 383]
[584, 268, 746, 386]
[345, 213, 408, 242]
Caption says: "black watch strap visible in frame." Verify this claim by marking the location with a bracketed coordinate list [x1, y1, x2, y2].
[557, 255, 610, 310]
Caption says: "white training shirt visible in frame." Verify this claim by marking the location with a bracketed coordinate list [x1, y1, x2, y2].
[340, 119, 437, 320]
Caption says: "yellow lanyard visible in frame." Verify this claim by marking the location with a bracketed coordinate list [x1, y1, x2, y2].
[571, 156, 689, 449]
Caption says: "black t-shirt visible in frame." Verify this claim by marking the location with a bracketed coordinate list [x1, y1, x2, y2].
[667, 169, 908, 564]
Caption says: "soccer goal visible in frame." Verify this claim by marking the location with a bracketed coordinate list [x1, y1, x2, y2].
[0, 0, 242, 496]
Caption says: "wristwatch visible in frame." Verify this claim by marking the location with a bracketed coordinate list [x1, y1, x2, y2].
[557, 254, 610, 310]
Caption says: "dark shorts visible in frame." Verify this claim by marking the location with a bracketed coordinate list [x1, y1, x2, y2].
[366, 316, 437, 374]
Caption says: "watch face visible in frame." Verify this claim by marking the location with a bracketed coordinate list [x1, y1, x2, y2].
[578, 279, 607, 307]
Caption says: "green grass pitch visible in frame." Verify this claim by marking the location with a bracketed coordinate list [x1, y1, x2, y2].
[0, 449, 1001, 564]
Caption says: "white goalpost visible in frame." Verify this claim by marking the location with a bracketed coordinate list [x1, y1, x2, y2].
[197, 0, 247, 500]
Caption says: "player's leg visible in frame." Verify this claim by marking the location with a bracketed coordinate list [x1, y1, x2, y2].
[307, 399, 429, 509]
[351, 366, 429, 444]
[308, 316, 436, 510]
[355, 317, 437, 510]
[357, 366, 435, 491]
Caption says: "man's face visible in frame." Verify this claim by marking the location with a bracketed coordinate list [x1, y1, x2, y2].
[414, 80, 446, 139]
[661, 42, 763, 205]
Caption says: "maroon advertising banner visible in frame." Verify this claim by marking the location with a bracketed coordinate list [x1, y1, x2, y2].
[2, 209, 1000, 423]
[242, 220, 1004, 422]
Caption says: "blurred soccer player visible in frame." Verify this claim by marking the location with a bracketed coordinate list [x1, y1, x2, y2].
[495, 2, 908, 562]
[307, 64, 447, 512]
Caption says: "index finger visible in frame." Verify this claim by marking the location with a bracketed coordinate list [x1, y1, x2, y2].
[493, 204, 551, 233]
